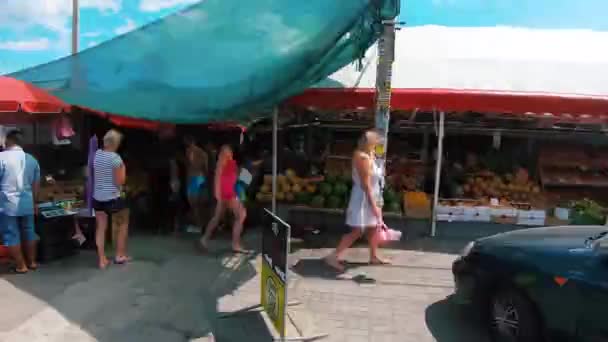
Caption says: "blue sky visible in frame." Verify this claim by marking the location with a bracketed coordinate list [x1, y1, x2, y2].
[0, 0, 606, 75]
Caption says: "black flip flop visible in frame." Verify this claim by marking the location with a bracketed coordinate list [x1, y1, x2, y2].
[10, 267, 28, 274]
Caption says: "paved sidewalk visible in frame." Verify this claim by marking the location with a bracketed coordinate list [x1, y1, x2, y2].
[289, 239, 489, 342]
[0, 232, 488, 342]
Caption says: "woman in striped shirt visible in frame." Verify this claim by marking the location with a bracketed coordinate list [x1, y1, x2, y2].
[93, 130, 130, 269]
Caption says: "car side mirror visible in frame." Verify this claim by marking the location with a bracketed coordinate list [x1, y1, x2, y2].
[593, 238, 608, 257]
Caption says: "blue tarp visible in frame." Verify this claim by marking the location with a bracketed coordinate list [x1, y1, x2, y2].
[8, 0, 399, 123]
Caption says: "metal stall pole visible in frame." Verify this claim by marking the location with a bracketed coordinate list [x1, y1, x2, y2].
[431, 111, 445, 237]
[374, 20, 396, 170]
[272, 107, 279, 214]
[72, 0, 79, 55]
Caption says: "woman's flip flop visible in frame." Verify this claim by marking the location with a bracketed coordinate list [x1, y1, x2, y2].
[369, 257, 391, 265]
[114, 256, 132, 265]
[232, 249, 253, 255]
[10, 267, 28, 274]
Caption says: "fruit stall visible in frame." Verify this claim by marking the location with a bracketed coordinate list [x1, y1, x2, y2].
[280, 26, 608, 236]
[248, 108, 608, 236]
[247, 113, 426, 233]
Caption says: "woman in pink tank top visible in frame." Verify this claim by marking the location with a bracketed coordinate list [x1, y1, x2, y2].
[200, 145, 247, 253]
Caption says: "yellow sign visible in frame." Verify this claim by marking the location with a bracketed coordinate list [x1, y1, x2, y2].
[375, 144, 385, 157]
[261, 258, 286, 336]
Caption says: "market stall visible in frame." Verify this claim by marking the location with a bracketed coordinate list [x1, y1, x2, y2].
[0, 77, 91, 261]
[281, 25, 608, 235]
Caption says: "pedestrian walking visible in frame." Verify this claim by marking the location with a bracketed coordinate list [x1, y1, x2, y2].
[93, 129, 130, 269]
[324, 129, 389, 272]
[200, 145, 247, 253]
[184, 136, 208, 233]
[0, 130, 41, 274]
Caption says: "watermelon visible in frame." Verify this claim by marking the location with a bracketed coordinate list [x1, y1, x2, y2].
[319, 182, 333, 196]
[325, 174, 338, 184]
[333, 182, 349, 196]
[310, 195, 325, 208]
[383, 188, 398, 203]
[327, 196, 341, 209]
[295, 192, 312, 205]
[384, 201, 401, 213]
[346, 179, 353, 189]
[335, 175, 348, 184]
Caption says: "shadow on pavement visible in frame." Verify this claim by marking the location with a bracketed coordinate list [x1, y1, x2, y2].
[425, 298, 490, 342]
[290, 229, 472, 257]
[291, 258, 379, 284]
[0, 232, 272, 342]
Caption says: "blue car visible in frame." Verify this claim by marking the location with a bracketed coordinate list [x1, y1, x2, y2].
[452, 225, 608, 342]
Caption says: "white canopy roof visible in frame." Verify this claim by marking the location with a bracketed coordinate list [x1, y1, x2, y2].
[321, 25, 608, 96]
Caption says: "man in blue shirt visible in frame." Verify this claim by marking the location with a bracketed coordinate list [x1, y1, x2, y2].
[0, 130, 40, 274]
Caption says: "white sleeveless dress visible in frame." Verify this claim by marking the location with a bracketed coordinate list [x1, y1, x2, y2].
[345, 156, 383, 229]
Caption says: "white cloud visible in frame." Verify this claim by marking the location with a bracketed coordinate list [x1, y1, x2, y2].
[139, 0, 199, 12]
[114, 19, 137, 35]
[81, 0, 122, 13]
[82, 31, 103, 38]
[0, 0, 123, 34]
[0, 38, 50, 51]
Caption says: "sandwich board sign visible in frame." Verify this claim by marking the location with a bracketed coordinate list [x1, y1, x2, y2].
[261, 208, 289, 338]
[221, 208, 327, 341]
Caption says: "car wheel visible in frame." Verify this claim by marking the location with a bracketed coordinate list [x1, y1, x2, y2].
[488, 288, 543, 342]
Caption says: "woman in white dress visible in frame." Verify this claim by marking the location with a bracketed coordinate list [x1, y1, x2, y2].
[325, 129, 388, 272]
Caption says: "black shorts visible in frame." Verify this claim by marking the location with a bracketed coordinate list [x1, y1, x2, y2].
[93, 197, 128, 215]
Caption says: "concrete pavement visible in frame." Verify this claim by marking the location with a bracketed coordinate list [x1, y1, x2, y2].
[0, 231, 488, 342]
[289, 239, 489, 342]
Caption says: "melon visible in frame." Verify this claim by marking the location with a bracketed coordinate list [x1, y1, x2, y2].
[286, 169, 297, 180]
[333, 182, 349, 196]
[325, 174, 337, 184]
[319, 183, 333, 196]
[385, 201, 401, 213]
[292, 184, 302, 193]
[327, 196, 341, 209]
[295, 192, 312, 205]
[310, 195, 325, 208]
[383, 188, 398, 203]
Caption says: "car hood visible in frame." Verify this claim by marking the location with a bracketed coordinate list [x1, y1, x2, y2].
[476, 225, 608, 251]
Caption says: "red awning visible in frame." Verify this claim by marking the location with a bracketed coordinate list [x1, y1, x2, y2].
[287, 27, 608, 120]
[287, 88, 608, 120]
[0, 76, 70, 114]
[76, 106, 175, 132]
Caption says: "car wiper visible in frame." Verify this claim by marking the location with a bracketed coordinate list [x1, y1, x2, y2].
[585, 231, 608, 248]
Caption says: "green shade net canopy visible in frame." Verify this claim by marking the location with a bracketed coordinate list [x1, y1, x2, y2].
[7, 0, 399, 124]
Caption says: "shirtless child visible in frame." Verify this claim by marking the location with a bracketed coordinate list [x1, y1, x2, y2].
[184, 136, 208, 232]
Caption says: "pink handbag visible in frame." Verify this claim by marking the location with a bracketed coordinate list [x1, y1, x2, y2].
[377, 224, 402, 243]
